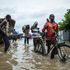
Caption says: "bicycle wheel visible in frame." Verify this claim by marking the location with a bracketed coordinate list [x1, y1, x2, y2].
[57, 43, 70, 62]
[33, 38, 40, 52]
[37, 38, 46, 55]
[33, 38, 37, 52]
[59, 44, 70, 59]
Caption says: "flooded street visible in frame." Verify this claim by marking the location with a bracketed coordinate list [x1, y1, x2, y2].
[0, 39, 70, 70]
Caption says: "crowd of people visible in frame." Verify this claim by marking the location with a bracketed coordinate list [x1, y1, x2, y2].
[22, 14, 58, 59]
[0, 14, 59, 60]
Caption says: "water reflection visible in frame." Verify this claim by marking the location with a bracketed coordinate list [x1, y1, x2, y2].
[0, 39, 70, 70]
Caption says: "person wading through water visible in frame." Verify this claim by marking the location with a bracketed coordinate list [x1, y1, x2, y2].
[42, 14, 58, 59]
[0, 14, 15, 52]
[22, 25, 30, 46]
[31, 21, 39, 51]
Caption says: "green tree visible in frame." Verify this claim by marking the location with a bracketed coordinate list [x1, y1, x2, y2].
[58, 9, 70, 41]
[64, 9, 70, 30]
[58, 22, 66, 31]
[58, 9, 70, 31]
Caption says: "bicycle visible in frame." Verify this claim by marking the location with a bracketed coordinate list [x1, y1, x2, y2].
[32, 29, 70, 62]
[32, 28, 46, 55]
[46, 33, 70, 62]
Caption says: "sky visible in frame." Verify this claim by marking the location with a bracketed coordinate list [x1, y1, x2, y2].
[0, 0, 70, 32]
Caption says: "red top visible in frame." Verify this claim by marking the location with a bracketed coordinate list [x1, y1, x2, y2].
[42, 22, 58, 38]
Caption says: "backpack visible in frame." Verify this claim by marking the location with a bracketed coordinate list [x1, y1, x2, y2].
[26, 25, 30, 30]
[0, 18, 4, 23]
[22, 25, 30, 33]
[22, 25, 26, 32]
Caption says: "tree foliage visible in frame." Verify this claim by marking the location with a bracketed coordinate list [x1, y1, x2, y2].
[58, 22, 66, 31]
[58, 9, 70, 31]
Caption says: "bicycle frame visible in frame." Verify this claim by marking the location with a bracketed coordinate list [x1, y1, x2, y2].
[32, 29, 46, 55]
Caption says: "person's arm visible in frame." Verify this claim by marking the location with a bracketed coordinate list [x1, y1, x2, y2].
[54, 23, 58, 33]
[42, 23, 47, 32]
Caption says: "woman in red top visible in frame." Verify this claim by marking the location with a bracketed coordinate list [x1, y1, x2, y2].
[42, 14, 58, 59]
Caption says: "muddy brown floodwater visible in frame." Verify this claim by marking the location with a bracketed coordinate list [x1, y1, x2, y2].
[0, 39, 70, 70]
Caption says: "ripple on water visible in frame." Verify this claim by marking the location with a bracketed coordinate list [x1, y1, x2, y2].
[0, 39, 70, 70]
